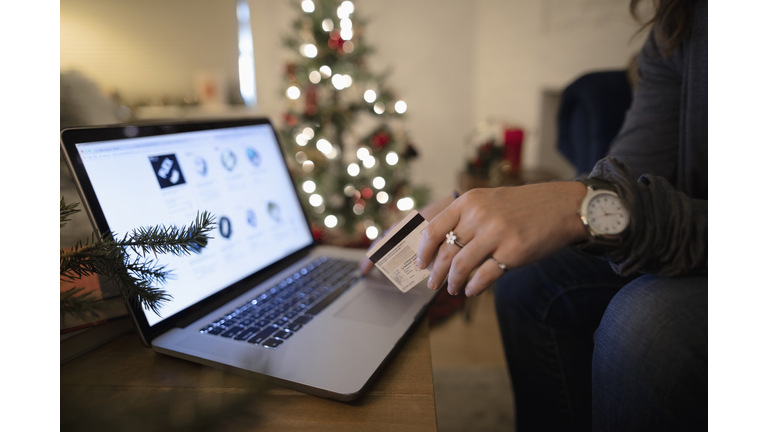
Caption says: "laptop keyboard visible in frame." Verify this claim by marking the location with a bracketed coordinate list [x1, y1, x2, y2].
[199, 256, 359, 349]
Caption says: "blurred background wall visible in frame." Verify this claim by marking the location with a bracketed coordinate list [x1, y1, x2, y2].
[60, 0, 648, 199]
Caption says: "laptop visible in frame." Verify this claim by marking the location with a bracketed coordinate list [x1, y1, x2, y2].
[60, 117, 438, 401]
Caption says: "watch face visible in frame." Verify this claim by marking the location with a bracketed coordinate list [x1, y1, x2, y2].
[587, 193, 630, 235]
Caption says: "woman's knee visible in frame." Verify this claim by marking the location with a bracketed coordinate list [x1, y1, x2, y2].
[593, 275, 707, 430]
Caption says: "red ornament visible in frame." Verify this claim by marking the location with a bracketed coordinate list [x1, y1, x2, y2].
[310, 224, 326, 240]
[370, 131, 391, 149]
[283, 113, 298, 126]
[362, 188, 373, 200]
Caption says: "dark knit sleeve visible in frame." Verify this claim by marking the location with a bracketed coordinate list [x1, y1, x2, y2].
[586, 157, 707, 277]
[606, 27, 685, 184]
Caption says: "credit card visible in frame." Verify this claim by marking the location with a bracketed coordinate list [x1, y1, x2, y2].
[366, 210, 431, 293]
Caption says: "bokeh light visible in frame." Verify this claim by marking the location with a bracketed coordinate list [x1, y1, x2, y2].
[286, 86, 301, 99]
[301, 44, 318, 58]
[302, 180, 316, 193]
[347, 163, 360, 176]
[308, 71, 321, 83]
[357, 148, 370, 160]
[302, 127, 315, 138]
[309, 194, 324, 207]
[322, 19, 334, 31]
[395, 100, 407, 113]
[386, 151, 399, 165]
[319, 65, 332, 77]
[397, 197, 415, 211]
[362, 155, 376, 168]
[373, 102, 385, 114]
[316, 138, 332, 154]
[324, 215, 338, 228]
[364, 90, 377, 103]
[301, 0, 315, 13]
[376, 191, 389, 204]
[302, 160, 315, 172]
[372, 176, 386, 189]
[332, 74, 345, 90]
[366, 226, 379, 240]
[295, 133, 308, 146]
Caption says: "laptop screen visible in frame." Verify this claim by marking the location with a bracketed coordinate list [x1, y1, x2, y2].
[74, 123, 314, 326]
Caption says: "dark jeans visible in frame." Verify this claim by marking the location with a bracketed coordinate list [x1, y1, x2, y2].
[493, 248, 707, 431]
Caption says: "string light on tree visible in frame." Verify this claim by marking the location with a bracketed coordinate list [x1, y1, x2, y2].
[357, 147, 370, 160]
[316, 138, 333, 155]
[301, 0, 315, 13]
[376, 191, 389, 203]
[319, 65, 332, 77]
[386, 151, 398, 165]
[372, 176, 385, 189]
[302, 180, 316, 193]
[300, 44, 318, 58]
[309, 71, 321, 83]
[373, 102, 385, 114]
[347, 163, 360, 176]
[309, 194, 324, 207]
[337, 1, 354, 18]
[362, 155, 376, 168]
[397, 197, 415, 211]
[322, 19, 334, 31]
[324, 215, 338, 228]
[365, 226, 379, 240]
[364, 90, 376, 103]
[395, 101, 407, 114]
[287, 86, 301, 99]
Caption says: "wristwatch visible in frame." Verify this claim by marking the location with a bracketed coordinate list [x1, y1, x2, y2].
[573, 178, 630, 254]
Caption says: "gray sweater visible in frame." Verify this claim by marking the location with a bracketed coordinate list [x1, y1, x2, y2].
[588, 0, 707, 277]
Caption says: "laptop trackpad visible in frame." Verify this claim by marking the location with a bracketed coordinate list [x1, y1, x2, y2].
[334, 286, 413, 327]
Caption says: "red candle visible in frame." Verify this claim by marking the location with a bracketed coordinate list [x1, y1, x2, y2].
[504, 128, 524, 172]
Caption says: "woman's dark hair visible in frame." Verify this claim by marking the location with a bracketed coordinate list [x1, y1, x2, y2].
[630, 0, 696, 56]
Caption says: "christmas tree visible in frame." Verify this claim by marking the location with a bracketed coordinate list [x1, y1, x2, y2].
[279, 0, 429, 247]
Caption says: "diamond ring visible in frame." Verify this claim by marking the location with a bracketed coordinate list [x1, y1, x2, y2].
[445, 231, 465, 248]
[491, 257, 508, 272]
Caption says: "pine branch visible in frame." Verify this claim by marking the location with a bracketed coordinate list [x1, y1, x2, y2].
[60, 206, 216, 318]
[119, 211, 216, 258]
[60, 197, 81, 228]
[60, 286, 100, 322]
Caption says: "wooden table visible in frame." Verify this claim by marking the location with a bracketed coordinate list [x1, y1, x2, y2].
[61, 317, 437, 432]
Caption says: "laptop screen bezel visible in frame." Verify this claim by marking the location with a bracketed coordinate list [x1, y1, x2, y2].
[60, 117, 317, 345]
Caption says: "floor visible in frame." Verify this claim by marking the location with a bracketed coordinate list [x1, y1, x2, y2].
[429, 289, 517, 432]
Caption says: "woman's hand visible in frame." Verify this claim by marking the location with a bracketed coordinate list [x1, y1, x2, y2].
[359, 194, 456, 275]
[416, 182, 589, 297]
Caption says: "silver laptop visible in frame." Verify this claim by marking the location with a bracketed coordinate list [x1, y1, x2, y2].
[60, 117, 437, 401]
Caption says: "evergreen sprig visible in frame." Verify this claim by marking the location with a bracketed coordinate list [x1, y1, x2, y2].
[60, 199, 216, 319]
[60, 197, 81, 228]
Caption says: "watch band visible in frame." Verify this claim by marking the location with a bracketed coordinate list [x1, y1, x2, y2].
[572, 177, 626, 255]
